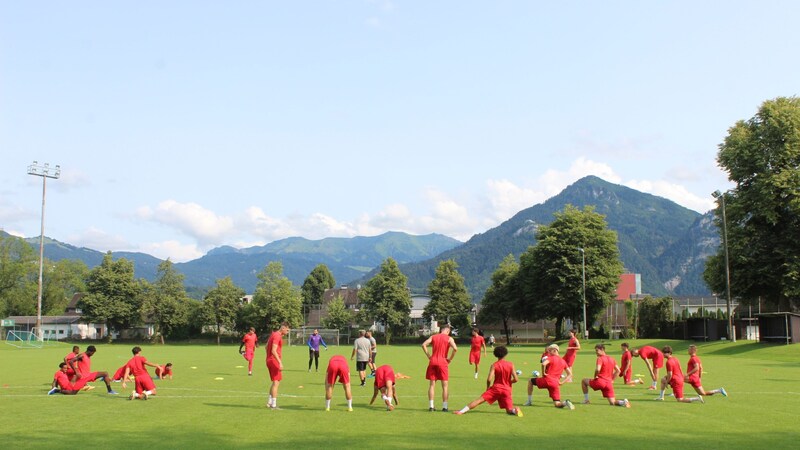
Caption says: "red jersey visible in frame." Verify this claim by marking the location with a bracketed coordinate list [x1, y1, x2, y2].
[127, 355, 151, 377]
[491, 359, 514, 389]
[543, 354, 567, 380]
[74, 352, 92, 374]
[638, 346, 660, 360]
[266, 331, 283, 362]
[64, 352, 77, 364]
[430, 333, 451, 364]
[620, 350, 632, 374]
[54, 371, 72, 389]
[666, 356, 683, 380]
[470, 335, 485, 353]
[595, 355, 616, 381]
[242, 332, 257, 351]
[564, 337, 578, 359]
[686, 355, 701, 377]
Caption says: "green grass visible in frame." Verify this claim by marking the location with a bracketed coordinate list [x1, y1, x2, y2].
[1, 339, 798, 449]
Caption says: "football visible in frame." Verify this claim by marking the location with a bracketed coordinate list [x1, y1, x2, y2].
[532, 370, 541, 377]
[516, 369, 523, 375]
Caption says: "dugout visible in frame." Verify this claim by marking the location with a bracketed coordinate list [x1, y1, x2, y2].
[757, 312, 800, 345]
[685, 318, 727, 341]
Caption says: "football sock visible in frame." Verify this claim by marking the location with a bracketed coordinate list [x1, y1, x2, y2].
[442, 401, 448, 410]
[459, 406, 470, 414]
[325, 399, 331, 408]
[429, 400, 435, 408]
[347, 399, 352, 408]
[617, 400, 626, 406]
[527, 395, 533, 403]
[268, 395, 273, 406]
[584, 393, 589, 401]
[144, 390, 153, 396]
[659, 389, 666, 399]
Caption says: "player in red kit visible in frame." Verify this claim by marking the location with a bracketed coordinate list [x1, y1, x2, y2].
[324, 355, 353, 411]
[155, 363, 173, 380]
[266, 322, 290, 409]
[370, 364, 399, 411]
[122, 346, 163, 400]
[525, 343, 573, 409]
[631, 345, 664, 389]
[562, 329, 581, 382]
[581, 344, 630, 408]
[453, 345, 522, 417]
[63, 345, 79, 381]
[654, 346, 704, 403]
[48, 362, 116, 395]
[685, 344, 727, 398]
[239, 327, 258, 376]
[618, 343, 643, 385]
[422, 323, 458, 412]
[468, 328, 487, 379]
[68, 345, 107, 391]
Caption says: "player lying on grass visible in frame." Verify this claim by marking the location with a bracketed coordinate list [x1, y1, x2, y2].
[453, 345, 523, 417]
[369, 364, 399, 411]
[654, 346, 704, 403]
[685, 345, 727, 398]
[48, 362, 117, 395]
[581, 344, 630, 408]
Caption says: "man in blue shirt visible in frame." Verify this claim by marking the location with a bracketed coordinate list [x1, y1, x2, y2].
[308, 329, 328, 372]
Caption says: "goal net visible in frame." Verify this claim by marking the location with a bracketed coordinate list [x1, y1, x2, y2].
[5, 330, 44, 349]
[288, 327, 345, 346]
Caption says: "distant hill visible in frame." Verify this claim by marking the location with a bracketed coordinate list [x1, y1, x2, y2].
[356, 176, 718, 300]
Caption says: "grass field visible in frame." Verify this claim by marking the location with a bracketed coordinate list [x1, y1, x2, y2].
[1, 338, 798, 449]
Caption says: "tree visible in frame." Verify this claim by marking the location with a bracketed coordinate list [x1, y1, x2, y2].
[202, 276, 245, 345]
[518, 205, 623, 337]
[141, 259, 190, 344]
[478, 254, 520, 346]
[0, 235, 37, 317]
[79, 252, 142, 341]
[42, 259, 88, 316]
[252, 261, 303, 332]
[321, 295, 352, 340]
[707, 96, 800, 311]
[637, 296, 673, 338]
[423, 259, 472, 332]
[301, 264, 336, 307]
[358, 258, 412, 345]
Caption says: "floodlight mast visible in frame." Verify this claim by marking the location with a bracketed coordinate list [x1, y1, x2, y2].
[712, 190, 735, 343]
[27, 161, 61, 340]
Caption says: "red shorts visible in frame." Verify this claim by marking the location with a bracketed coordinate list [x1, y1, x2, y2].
[65, 368, 76, 380]
[650, 354, 664, 369]
[244, 350, 255, 362]
[563, 353, 576, 367]
[669, 376, 684, 398]
[81, 372, 100, 382]
[481, 385, 513, 410]
[469, 351, 481, 365]
[589, 378, 615, 398]
[326, 362, 350, 385]
[375, 371, 395, 389]
[135, 375, 156, 394]
[425, 362, 449, 381]
[535, 377, 561, 401]
[267, 359, 282, 381]
[686, 375, 701, 388]
[621, 367, 632, 383]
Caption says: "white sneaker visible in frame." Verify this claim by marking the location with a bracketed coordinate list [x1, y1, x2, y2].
[523, 401, 532, 406]
[564, 400, 575, 410]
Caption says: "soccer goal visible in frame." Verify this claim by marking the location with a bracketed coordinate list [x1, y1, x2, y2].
[288, 327, 344, 346]
[4, 330, 45, 349]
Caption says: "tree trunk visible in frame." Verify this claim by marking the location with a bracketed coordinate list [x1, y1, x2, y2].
[216, 323, 222, 345]
[502, 317, 512, 345]
[555, 317, 564, 339]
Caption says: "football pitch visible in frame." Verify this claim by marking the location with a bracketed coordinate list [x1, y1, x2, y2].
[1, 339, 798, 449]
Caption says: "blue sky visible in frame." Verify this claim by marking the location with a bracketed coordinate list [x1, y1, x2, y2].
[1, 1, 798, 262]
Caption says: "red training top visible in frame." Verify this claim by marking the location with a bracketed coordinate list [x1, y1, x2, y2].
[266, 331, 283, 363]
[595, 355, 616, 381]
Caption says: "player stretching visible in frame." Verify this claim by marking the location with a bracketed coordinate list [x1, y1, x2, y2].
[369, 364, 399, 411]
[581, 344, 630, 408]
[631, 345, 664, 389]
[307, 329, 328, 372]
[48, 363, 116, 395]
[525, 343, 573, 409]
[155, 363, 173, 380]
[685, 344, 727, 398]
[122, 346, 162, 400]
[453, 345, 523, 417]
[422, 323, 458, 412]
[618, 343, 644, 385]
[324, 355, 353, 411]
[63, 345, 79, 381]
[68, 345, 105, 391]
[654, 346, 704, 403]
[468, 328, 487, 379]
[266, 322, 290, 409]
[239, 327, 258, 376]
[562, 329, 581, 382]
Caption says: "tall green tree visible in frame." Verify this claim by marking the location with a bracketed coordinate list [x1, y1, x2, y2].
[321, 295, 352, 339]
[142, 259, 190, 344]
[478, 254, 520, 345]
[358, 258, 412, 345]
[202, 276, 245, 344]
[301, 264, 336, 307]
[43, 259, 88, 316]
[0, 235, 37, 317]
[252, 261, 303, 331]
[423, 259, 472, 332]
[79, 252, 142, 341]
[707, 96, 800, 310]
[518, 205, 623, 337]
[637, 296, 673, 338]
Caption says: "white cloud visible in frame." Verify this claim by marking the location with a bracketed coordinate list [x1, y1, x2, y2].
[626, 179, 714, 213]
[136, 200, 235, 245]
[68, 227, 131, 253]
[139, 240, 204, 262]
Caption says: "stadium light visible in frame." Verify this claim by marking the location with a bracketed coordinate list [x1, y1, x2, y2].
[578, 247, 588, 340]
[712, 190, 735, 342]
[27, 161, 61, 340]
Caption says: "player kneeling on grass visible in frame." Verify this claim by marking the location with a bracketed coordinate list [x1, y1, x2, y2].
[324, 355, 353, 411]
[122, 346, 162, 400]
[654, 346, 704, 404]
[48, 362, 117, 395]
[581, 344, 630, 408]
[685, 345, 727, 398]
[369, 364, 399, 411]
[453, 345, 523, 417]
[525, 343, 574, 409]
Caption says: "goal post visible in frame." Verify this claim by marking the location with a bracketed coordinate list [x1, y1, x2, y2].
[288, 327, 344, 346]
[4, 330, 44, 349]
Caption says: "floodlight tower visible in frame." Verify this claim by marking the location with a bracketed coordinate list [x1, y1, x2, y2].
[27, 161, 61, 340]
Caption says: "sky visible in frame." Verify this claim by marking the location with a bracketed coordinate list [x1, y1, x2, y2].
[1, 1, 798, 263]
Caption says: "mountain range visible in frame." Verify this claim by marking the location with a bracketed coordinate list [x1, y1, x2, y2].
[6, 176, 720, 300]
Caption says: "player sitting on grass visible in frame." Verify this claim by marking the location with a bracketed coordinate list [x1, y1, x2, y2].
[654, 346, 704, 403]
[685, 345, 727, 398]
[369, 364, 399, 411]
[581, 344, 630, 408]
[453, 345, 523, 417]
[48, 362, 117, 395]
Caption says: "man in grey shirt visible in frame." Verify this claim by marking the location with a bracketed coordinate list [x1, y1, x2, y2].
[351, 330, 372, 387]
[366, 330, 378, 377]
